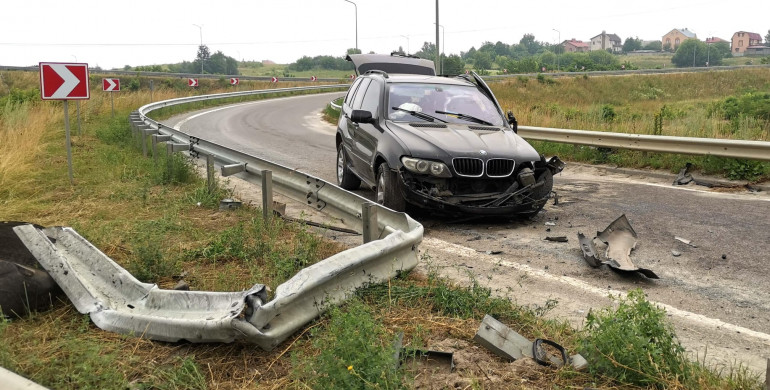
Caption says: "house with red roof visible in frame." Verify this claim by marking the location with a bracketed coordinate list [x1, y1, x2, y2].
[731, 31, 762, 56]
[562, 39, 589, 53]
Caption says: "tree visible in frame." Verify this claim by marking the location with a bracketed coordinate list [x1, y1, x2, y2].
[643, 41, 662, 51]
[193, 45, 211, 74]
[622, 37, 643, 53]
[671, 39, 722, 67]
[347, 48, 362, 55]
[519, 34, 543, 54]
[414, 42, 437, 59]
[473, 51, 492, 70]
[443, 54, 466, 75]
[766, 30, 770, 47]
[662, 42, 672, 52]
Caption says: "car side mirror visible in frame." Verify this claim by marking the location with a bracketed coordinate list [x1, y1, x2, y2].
[507, 111, 518, 133]
[351, 109, 374, 124]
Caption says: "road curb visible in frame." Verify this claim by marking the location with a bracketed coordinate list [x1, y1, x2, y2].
[568, 162, 770, 192]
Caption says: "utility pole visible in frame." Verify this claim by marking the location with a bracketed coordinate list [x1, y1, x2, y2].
[435, 0, 440, 74]
[193, 24, 204, 74]
[434, 23, 445, 74]
[553, 29, 560, 71]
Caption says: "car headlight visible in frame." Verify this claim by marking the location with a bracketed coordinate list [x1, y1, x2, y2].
[401, 157, 452, 178]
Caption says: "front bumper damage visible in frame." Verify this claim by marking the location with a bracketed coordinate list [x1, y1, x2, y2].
[399, 156, 565, 216]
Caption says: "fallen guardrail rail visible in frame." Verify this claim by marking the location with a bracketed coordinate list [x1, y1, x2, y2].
[517, 126, 770, 162]
[14, 85, 423, 351]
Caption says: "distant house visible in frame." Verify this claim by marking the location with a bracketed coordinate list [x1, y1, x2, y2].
[705, 37, 728, 44]
[662, 28, 697, 51]
[562, 39, 590, 53]
[745, 46, 770, 56]
[731, 31, 763, 56]
[590, 31, 622, 53]
[262, 60, 276, 65]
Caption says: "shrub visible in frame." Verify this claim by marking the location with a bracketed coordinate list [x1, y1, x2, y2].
[580, 289, 689, 387]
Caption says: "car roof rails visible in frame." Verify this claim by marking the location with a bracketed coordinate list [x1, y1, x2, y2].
[390, 51, 421, 59]
[363, 69, 389, 78]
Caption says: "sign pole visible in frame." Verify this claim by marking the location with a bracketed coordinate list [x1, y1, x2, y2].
[111, 93, 114, 118]
[150, 80, 154, 102]
[76, 101, 82, 135]
[63, 100, 74, 185]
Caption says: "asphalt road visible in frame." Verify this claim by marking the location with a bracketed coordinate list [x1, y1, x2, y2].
[171, 92, 770, 377]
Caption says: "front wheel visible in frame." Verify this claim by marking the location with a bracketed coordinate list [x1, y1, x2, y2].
[376, 163, 405, 212]
[336, 144, 361, 190]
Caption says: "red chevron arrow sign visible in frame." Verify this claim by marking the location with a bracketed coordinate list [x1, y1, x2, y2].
[188, 78, 198, 87]
[39, 62, 90, 100]
[271, 77, 278, 83]
[230, 78, 239, 85]
[310, 76, 317, 81]
[102, 78, 120, 92]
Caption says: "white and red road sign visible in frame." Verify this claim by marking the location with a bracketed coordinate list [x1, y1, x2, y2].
[188, 78, 199, 87]
[102, 78, 120, 92]
[349, 74, 356, 80]
[39, 62, 90, 100]
[310, 76, 317, 81]
[542, 67, 546, 72]
[464, 70, 470, 75]
[271, 77, 278, 83]
[230, 78, 239, 85]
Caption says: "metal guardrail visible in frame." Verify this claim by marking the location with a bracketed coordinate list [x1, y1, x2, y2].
[15, 85, 423, 352]
[326, 104, 770, 161]
[0, 65, 347, 83]
[518, 126, 770, 162]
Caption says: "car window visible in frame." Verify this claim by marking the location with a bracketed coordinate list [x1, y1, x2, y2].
[344, 78, 363, 106]
[387, 83, 504, 126]
[351, 78, 371, 110]
[360, 79, 381, 116]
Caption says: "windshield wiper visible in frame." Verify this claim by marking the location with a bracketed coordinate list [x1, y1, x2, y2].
[435, 110, 495, 126]
[391, 107, 448, 123]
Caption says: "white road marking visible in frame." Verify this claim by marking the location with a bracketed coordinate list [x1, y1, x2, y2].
[423, 236, 770, 345]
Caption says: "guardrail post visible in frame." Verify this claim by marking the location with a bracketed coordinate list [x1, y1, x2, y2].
[362, 202, 379, 244]
[166, 143, 174, 179]
[152, 134, 172, 163]
[207, 154, 215, 194]
[261, 170, 273, 224]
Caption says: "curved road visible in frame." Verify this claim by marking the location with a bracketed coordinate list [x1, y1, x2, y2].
[172, 92, 770, 376]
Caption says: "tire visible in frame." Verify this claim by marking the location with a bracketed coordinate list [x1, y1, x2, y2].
[336, 143, 361, 190]
[521, 170, 553, 218]
[376, 162, 406, 212]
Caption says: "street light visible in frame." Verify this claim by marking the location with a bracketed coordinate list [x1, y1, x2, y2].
[343, 0, 358, 51]
[192, 24, 204, 74]
[434, 23, 444, 74]
[400, 35, 410, 55]
[552, 28, 560, 71]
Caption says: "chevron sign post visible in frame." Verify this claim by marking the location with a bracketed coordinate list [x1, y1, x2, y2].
[102, 79, 120, 118]
[271, 77, 278, 83]
[230, 78, 239, 85]
[310, 76, 317, 82]
[189, 78, 199, 87]
[39, 62, 91, 185]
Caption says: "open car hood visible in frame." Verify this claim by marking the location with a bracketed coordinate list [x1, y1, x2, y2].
[346, 54, 435, 76]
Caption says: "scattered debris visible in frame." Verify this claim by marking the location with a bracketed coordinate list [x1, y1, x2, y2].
[721, 254, 727, 260]
[673, 163, 694, 185]
[675, 236, 698, 248]
[545, 222, 556, 226]
[219, 198, 242, 210]
[393, 332, 455, 372]
[544, 236, 568, 242]
[480, 250, 503, 255]
[671, 250, 682, 257]
[578, 232, 602, 267]
[173, 280, 190, 291]
[473, 314, 587, 370]
[576, 215, 658, 279]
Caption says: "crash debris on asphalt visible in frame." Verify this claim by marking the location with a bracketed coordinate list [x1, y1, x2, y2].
[577, 215, 659, 279]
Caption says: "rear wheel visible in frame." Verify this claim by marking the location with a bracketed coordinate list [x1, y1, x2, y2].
[336, 144, 361, 190]
[376, 163, 406, 212]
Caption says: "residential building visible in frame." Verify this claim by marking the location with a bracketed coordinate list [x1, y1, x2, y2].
[731, 31, 763, 56]
[590, 31, 622, 52]
[705, 37, 727, 44]
[662, 28, 697, 51]
[745, 46, 770, 56]
[562, 39, 589, 53]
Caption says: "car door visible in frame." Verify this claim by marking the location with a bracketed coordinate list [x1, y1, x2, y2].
[345, 78, 374, 180]
[340, 78, 364, 162]
[352, 78, 384, 184]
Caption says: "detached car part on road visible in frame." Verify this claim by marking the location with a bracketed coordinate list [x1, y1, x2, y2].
[336, 53, 564, 217]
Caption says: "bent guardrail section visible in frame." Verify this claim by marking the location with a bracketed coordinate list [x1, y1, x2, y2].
[15, 85, 424, 351]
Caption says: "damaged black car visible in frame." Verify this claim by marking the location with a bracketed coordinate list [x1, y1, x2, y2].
[336, 53, 564, 217]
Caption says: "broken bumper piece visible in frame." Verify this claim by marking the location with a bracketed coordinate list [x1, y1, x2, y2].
[578, 215, 658, 279]
[13, 223, 419, 350]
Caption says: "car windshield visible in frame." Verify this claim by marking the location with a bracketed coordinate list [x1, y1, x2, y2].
[387, 83, 504, 126]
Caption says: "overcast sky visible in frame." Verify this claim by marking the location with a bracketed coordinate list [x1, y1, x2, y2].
[1, 0, 767, 69]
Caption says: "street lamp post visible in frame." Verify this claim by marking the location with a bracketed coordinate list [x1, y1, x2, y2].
[343, 0, 358, 51]
[552, 28, 560, 71]
[400, 35, 410, 55]
[434, 23, 444, 74]
[192, 24, 204, 74]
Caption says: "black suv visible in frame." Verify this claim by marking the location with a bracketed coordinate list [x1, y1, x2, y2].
[336, 53, 564, 217]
